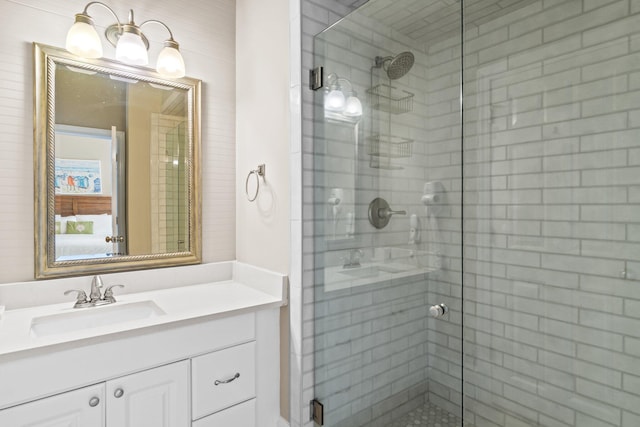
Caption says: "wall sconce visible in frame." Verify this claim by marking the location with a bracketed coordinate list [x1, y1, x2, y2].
[65, 2, 186, 78]
[324, 73, 362, 118]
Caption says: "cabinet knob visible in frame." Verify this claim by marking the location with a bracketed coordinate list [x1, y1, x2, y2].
[88, 396, 100, 407]
[114, 388, 124, 398]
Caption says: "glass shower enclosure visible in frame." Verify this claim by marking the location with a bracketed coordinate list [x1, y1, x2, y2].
[309, 1, 640, 426]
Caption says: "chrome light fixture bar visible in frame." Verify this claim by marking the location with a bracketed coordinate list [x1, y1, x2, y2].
[66, 1, 186, 78]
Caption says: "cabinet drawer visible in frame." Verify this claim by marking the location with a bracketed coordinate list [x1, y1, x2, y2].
[192, 399, 255, 427]
[192, 341, 256, 419]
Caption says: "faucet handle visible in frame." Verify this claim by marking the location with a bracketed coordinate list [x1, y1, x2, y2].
[102, 285, 124, 303]
[64, 289, 90, 308]
[343, 248, 363, 268]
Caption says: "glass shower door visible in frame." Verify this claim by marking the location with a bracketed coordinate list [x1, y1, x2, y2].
[311, 1, 463, 426]
[308, 1, 640, 426]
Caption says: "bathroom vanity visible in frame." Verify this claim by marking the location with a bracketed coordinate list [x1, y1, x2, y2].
[0, 262, 287, 426]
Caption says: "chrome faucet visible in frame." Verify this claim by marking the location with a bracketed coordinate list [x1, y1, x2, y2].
[343, 249, 363, 269]
[65, 276, 125, 308]
[89, 275, 103, 303]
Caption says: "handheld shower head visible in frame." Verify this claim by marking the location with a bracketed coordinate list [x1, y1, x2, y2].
[374, 51, 414, 80]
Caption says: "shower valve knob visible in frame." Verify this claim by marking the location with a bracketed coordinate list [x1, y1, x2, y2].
[429, 304, 448, 318]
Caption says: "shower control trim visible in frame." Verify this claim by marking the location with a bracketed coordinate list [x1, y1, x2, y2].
[429, 304, 449, 318]
[368, 197, 406, 229]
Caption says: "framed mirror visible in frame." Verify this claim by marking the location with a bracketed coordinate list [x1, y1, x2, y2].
[34, 43, 201, 279]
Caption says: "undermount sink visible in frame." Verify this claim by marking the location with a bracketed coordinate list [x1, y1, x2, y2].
[30, 301, 165, 338]
[339, 265, 406, 279]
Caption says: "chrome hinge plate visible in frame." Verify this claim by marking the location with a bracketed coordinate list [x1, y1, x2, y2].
[310, 398, 324, 425]
[310, 66, 324, 91]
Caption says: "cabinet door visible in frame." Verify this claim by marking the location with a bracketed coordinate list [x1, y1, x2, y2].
[106, 360, 189, 427]
[0, 383, 105, 427]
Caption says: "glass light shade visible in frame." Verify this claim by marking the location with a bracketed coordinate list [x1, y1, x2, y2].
[157, 45, 186, 78]
[325, 89, 345, 112]
[344, 95, 363, 117]
[116, 31, 149, 65]
[66, 21, 103, 59]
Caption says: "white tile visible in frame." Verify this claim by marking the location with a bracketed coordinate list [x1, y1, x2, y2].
[479, 31, 543, 65]
[543, 1, 628, 43]
[583, 12, 640, 47]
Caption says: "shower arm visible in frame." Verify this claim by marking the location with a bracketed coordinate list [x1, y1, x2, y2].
[374, 55, 393, 68]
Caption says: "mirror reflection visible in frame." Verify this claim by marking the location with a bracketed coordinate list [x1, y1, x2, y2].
[54, 64, 189, 261]
[35, 43, 201, 278]
[54, 125, 124, 260]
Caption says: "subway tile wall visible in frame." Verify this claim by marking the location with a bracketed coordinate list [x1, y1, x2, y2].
[461, 0, 640, 426]
[297, 0, 640, 426]
[150, 115, 188, 253]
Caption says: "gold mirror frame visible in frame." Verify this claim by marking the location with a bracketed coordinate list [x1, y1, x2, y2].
[34, 43, 202, 279]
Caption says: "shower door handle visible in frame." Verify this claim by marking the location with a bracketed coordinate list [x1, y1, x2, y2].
[429, 304, 448, 318]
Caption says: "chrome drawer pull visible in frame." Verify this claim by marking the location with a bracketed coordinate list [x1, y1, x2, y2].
[214, 372, 240, 386]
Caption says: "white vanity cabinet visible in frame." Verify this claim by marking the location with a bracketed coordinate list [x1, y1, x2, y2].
[0, 361, 189, 427]
[0, 308, 281, 427]
[0, 383, 105, 426]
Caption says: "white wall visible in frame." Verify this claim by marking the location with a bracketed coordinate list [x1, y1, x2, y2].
[0, 0, 236, 283]
[235, 0, 291, 421]
[235, 0, 291, 275]
[56, 132, 113, 196]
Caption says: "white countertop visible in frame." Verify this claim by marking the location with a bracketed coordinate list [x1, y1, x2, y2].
[324, 248, 441, 292]
[0, 263, 287, 357]
[324, 263, 434, 291]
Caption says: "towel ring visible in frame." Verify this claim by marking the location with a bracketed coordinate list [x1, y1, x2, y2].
[246, 164, 265, 202]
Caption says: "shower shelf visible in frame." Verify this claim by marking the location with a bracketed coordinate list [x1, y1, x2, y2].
[367, 83, 414, 114]
[367, 134, 413, 158]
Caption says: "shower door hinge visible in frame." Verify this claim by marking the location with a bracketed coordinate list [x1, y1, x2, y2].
[310, 398, 324, 425]
[310, 66, 324, 91]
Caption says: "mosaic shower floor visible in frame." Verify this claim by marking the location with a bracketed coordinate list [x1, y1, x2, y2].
[387, 401, 463, 427]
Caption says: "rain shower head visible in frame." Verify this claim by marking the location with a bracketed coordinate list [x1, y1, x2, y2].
[374, 51, 414, 80]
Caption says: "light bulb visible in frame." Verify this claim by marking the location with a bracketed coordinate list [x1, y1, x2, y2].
[66, 18, 103, 59]
[325, 88, 345, 112]
[116, 30, 148, 65]
[343, 95, 363, 117]
[157, 41, 186, 78]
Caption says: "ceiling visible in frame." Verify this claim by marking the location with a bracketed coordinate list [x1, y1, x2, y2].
[338, 0, 539, 47]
